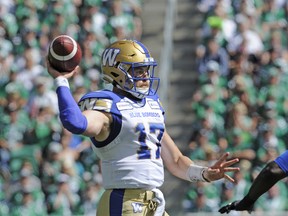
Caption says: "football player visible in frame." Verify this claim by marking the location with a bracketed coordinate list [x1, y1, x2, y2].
[219, 150, 288, 214]
[47, 39, 240, 215]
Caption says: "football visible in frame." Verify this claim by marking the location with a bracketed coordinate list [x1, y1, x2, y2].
[48, 35, 82, 72]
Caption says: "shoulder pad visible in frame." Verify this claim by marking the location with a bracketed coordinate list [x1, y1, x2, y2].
[79, 90, 121, 101]
[147, 92, 165, 114]
[78, 90, 121, 114]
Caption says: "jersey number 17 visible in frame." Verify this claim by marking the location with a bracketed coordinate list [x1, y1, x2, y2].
[136, 123, 164, 159]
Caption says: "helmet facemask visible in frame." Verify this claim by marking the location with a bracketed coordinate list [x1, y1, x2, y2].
[120, 61, 159, 99]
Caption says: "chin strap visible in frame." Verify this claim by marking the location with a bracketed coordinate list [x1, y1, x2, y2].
[130, 90, 146, 99]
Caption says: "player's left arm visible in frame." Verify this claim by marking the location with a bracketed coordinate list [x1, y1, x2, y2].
[161, 131, 239, 182]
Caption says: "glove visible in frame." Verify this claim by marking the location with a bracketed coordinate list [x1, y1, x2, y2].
[218, 201, 239, 214]
[218, 200, 254, 214]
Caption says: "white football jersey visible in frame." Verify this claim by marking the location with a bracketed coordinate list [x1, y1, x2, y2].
[78, 90, 165, 189]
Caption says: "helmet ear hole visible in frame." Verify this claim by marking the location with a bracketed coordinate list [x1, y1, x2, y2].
[110, 72, 123, 83]
[111, 72, 119, 77]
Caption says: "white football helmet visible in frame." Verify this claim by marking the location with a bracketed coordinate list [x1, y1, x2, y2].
[101, 39, 159, 99]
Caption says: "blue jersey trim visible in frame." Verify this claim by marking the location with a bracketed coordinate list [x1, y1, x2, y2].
[91, 113, 122, 148]
[110, 189, 125, 215]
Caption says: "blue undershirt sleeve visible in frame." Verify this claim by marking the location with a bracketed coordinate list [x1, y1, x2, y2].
[56, 86, 88, 134]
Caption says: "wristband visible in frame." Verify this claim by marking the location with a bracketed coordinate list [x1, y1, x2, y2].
[186, 164, 210, 182]
[54, 76, 70, 89]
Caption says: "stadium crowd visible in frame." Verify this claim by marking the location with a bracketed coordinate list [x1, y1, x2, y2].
[1, 0, 288, 215]
[0, 0, 142, 215]
[183, 0, 288, 213]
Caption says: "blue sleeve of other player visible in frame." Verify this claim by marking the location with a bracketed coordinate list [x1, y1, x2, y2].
[57, 86, 88, 134]
[274, 150, 288, 176]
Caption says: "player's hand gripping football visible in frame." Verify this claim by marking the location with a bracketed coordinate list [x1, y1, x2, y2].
[203, 152, 240, 182]
[218, 199, 254, 214]
[46, 58, 79, 79]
